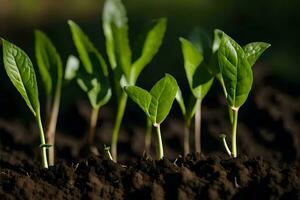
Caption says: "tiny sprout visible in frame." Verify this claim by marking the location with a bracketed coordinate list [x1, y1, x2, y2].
[104, 145, 113, 161]
[124, 74, 178, 160]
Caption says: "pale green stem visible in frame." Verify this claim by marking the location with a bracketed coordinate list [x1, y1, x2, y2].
[195, 99, 202, 153]
[111, 92, 128, 161]
[36, 112, 49, 168]
[154, 124, 164, 160]
[220, 135, 231, 156]
[46, 85, 61, 166]
[145, 117, 152, 152]
[184, 121, 190, 155]
[88, 106, 100, 145]
[231, 108, 239, 158]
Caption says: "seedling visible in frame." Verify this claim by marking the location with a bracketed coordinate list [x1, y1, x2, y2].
[35, 30, 63, 166]
[103, 0, 167, 160]
[178, 33, 214, 154]
[217, 31, 270, 157]
[124, 74, 178, 159]
[2, 39, 49, 168]
[68, 20, 112, 149]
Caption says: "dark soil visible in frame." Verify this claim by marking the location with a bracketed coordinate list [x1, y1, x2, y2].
[0, 66, 300, 199]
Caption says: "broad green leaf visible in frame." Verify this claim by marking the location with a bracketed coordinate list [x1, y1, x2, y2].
[125, 74, 178, 125]
[68, 20, 108, 76]
[218, 32, 253, 108]
[103, 0, 131, 80]
[35, 30, 63, 97]
[179, 37, 214, 99]
[64, 55, 80, 81]
[130, 18, 167, 84]
[149, 74, 178, 124]
[243, 42, 271, 66]
[124, 86, 152, 115]
[68, 20, 111, 109]
[2, 39, 40, 115]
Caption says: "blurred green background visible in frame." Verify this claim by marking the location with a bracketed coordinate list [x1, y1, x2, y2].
[1, 0, 300, 113]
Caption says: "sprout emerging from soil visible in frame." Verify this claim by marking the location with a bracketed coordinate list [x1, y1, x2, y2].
[217, 31, 270, 157]
[68, 20, 112, 150]
[177, 31, 214, 155]
[2, 39, 49, 168]
[124, 74, 178, 159]
[103, 0, 167, 161]
[35, 30, 63, 166]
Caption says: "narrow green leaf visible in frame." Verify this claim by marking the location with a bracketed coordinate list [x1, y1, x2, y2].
[179, 37, 214, 99]
[124, 86, 152, 115]
[64, 55, 79, 81]
[35, 30, 63, 97]
[2, 39, 40, 115]
[68, 20, 111, 109]
[103, 0, 131, 80]
[130, 18, 167, 84]
[68, 20, 108, 75]
[218, 32, 253, 108]
[149, 74, 178, 124]
[243, 42, 271, 66]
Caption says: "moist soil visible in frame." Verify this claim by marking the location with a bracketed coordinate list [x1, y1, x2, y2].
[0, 67, 300, 199]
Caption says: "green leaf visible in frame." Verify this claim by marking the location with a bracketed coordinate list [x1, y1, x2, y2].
[149, 74, 178, 124]
[212, 29, 223, 53]
[218, 32, 253, 108]
[35, 30, 63, 97]
[68, 20, 108, 76]
[125, 74, 178, 125]
[64, 55, 80, 81]
[2, 39, 40, 116]
[103, 0, 131, 80]
[77, 70, 112, 108]
[68, 20, 111, 109]
[179, 37, 214, 99]
[124, 86, 152, 115]
[130, 18, 167, 84]
[243, 42, 271, 67]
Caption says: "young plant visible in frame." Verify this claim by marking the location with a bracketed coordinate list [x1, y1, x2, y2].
[35, 30, 63, 166]
[217, 31, 270, 157]
[178, 36, 214, 154]
[2, 39, 49, 168]
[103, 0, 167, 160]
[124, 74, 178, 160]
[68, 20, 112, 150]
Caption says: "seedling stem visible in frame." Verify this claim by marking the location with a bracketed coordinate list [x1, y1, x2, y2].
[88, 106, 100, 145]
[220, 134, 231, 156]
[45, 83, 61, 166]
[111, 92, 128, 161]
[145, 118, 152, 152]
[231, 107, 239, 158]
[184, 120, 190, 155]
[195, 99, 202, 153]
[154, 124, 164, 160]
[36, 112, 49, 168]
